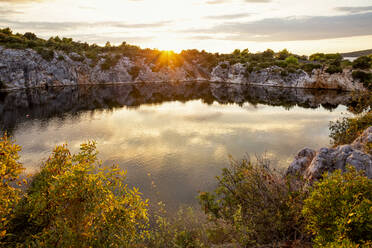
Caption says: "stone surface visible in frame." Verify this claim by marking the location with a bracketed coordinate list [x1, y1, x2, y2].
[0, 46, 368, 91]
[287, 127, 372, 180]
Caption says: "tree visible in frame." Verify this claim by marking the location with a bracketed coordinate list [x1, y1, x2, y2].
[23, 32, 37, 40]
[4, 142, 149, 247]
[353, 56, 372, 70]
[0, 135, 24, 241]
[277, 49, 290, 60]
[303, 167, 372, 247]
[262, 49, 274, 59]
[285, 55, 299, 65]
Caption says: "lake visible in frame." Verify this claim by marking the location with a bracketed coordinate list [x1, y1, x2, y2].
[0, 82, 356, 210]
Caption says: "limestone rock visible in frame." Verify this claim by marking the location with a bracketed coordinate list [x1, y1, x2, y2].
[287, 127, 372, 180]
[0, 46, 368, 91]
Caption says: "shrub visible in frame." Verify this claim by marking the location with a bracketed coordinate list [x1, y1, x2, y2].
[352, 56, 372, 70]
[101, 55, 120, 70]
[325, 65, 343, 74]
[69, 53, 85, 62]
[57, 55, 65, 61]
[3, 142, 149, 247]
[146, 205, 210, 248]
[23, 32, 37, 41]
[275, 60, 288, 68]
[129, 66, 141, 80]
[329, 111, 372, 147]
[352, 70, 372, 90]
[199, 158, 308, 247]
[220, 63, 228, 69]
[301, 63, 322, 74]
[35, 47, 54, 61]
[0, 135, 24, 241]
[276, 49, 290, 60]
[302, 167, 372, 247]
[285, 55, 299, 65]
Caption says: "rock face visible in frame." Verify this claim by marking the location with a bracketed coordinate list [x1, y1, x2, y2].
[287, 127, 372, 180]
[0, 46, 367, 91]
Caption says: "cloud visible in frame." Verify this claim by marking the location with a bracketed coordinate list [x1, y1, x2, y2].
[206, 0, 270, 4]
[205, 13, 250, 20]
[334, 5, 372, 14]
[0, 19, 170, 32]
[181, 12, 372, 41]
[0, 0, 43, 3]
[0, 8, 23, 16]
[67, 33, 154, 44]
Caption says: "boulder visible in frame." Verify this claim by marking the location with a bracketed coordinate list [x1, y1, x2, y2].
[287, 127, 372, 180]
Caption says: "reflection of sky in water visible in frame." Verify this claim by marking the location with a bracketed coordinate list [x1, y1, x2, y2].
[13, 100, 349, 209]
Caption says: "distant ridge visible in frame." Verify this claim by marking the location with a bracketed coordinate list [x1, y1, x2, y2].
[341, 49, 372, 58]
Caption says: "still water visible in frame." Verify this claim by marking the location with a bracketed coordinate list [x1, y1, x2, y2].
[0, 82, 355, 210]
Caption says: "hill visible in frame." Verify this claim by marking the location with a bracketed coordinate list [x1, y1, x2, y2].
[341, 49, 372, 58]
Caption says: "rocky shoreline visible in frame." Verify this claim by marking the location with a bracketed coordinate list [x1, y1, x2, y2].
[0, 46, 368, 91]
[287, 127, 372, 180]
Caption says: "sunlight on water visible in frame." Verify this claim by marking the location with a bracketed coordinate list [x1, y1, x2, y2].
[0, 83, 354, 209]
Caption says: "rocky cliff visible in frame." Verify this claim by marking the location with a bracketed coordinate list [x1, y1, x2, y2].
[287, 127, 372, 180]
[0, 46, 367, 91]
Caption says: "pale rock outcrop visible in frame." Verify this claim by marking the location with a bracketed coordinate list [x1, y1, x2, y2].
[287, 127, 372, 180]
[0, 46, 368, 91]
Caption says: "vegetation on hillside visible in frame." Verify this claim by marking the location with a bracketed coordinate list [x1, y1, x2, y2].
[2, 27, 371, 78]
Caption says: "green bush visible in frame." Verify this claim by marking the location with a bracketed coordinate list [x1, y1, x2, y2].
[1, 141, 149, 247]
[146, 205, 210, 248]
[352, 70, 372, 90]
[285, 55, 299, 65]
[275, 60, 288, 68]
[352, 56, 372, 70]
[329, 111, 372, 147]
[199, 158, 308, 247]
[301, 63, 322, 74]
[325, 65, 343, 74]
[101, 55, 120, 70]
[35, 47, 54, 61]
[302, 167, 372, 247]
[276, 49, 290, 60]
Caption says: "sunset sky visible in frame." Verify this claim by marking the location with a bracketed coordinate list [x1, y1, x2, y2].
[0, 0, 371, 54]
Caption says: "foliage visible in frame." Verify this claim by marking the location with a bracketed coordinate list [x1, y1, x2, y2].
[329, 111, 372, 146]
[276, 49, 290, 60]
[35, 47, 54, 61]
[101, 55, 121, 70]
[301, 63, 322, 74]
[129, 66, 141, 79]
[325, 65, 343, 74]
[285, 55, 299, 65]
[352, 70, 372, 90]
[146, 204, 210, 248]
[346, 92, 372, 114]
[352, 56, 372, 70]
[0, 135, 24, 241]
[302, 167, 372, 247]
[199, 157, 309, 247]
[69, 53, 85, 62]
[2, 142, 149, 247]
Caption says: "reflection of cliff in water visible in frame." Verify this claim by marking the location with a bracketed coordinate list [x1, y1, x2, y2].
[0, 82, 356, 131]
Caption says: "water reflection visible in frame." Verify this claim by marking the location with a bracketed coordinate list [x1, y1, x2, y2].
[0, 82, 355, 210]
